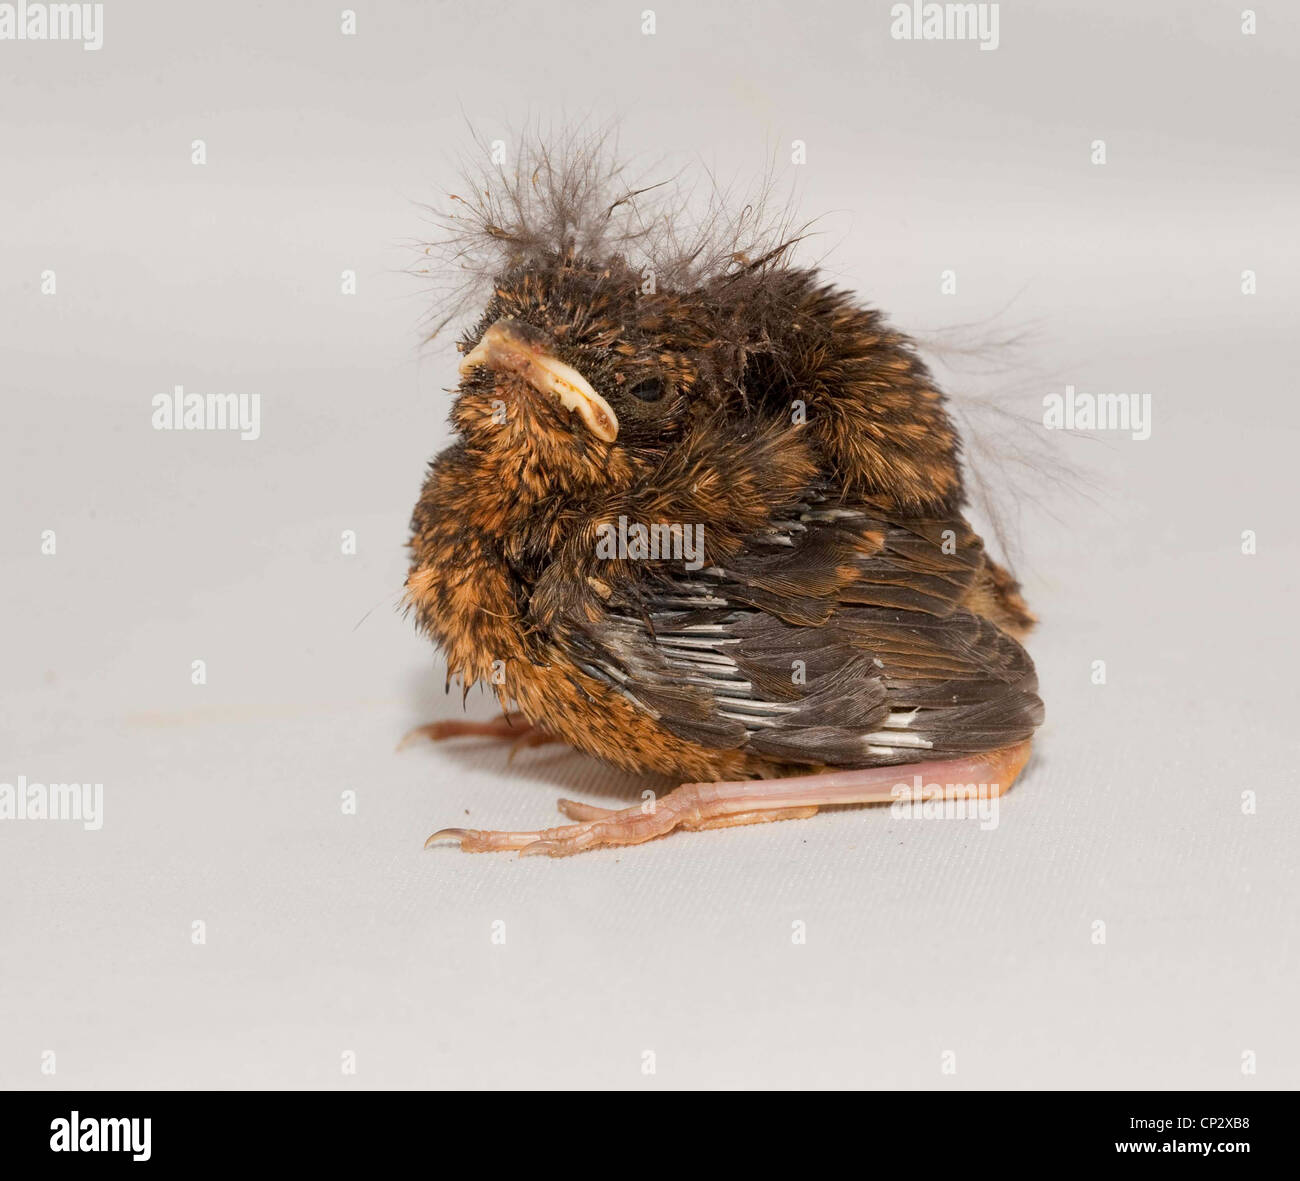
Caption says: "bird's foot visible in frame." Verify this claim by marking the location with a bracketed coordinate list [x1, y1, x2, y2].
[397, 712, 556, 757]
[425, 741, 1033, 858]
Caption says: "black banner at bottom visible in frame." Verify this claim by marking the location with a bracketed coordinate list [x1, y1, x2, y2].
[3, 1088, 1290, 1168]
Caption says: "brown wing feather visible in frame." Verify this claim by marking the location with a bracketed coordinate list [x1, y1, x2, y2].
[545, 495, 1043, 772]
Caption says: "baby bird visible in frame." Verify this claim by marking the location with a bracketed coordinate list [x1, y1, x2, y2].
[405, 144, 1043, 856]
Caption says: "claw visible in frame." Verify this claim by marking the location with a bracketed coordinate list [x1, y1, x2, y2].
[425, 825, 556, 852]
[397, 725, 435, 752]
[516, 840, 557, 859]
[506, 729, 554, 764]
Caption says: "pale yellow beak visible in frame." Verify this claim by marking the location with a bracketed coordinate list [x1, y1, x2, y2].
[459, 318, 619, 443]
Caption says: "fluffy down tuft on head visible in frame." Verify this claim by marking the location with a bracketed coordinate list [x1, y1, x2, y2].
[417, 127, 811, 340]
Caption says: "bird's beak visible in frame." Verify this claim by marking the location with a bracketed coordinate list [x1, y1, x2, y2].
[459, 318, 619, 443]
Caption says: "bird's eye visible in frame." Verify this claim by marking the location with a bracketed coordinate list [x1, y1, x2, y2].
[626, 377, 666, 403]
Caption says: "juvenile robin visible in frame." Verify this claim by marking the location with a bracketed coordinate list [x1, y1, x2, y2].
[404, 143, 1043, 856]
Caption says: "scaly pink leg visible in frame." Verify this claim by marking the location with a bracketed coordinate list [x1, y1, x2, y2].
[397, 712, 555, 754]
[426, 741, 1033, 857]
[556, 798, 819, 829]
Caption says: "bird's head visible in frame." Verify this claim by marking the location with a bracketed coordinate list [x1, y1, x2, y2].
[449, 248, 734, 502]
[427, 133, 965, 518]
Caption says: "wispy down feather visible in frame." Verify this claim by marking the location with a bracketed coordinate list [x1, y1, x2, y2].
[415, 126, 811, 341]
